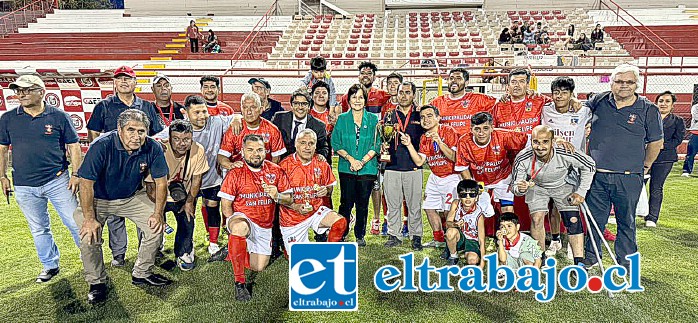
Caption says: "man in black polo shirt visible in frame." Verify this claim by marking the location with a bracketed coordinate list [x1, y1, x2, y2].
[0, 75, 82, 283]
[75, 109, 171, 304]
[249, 77, 283, 121]
[583, 63, 663, 269]
[86, 65, 165, 267]
[382, 82, 424, 250]
[151, 73, 184, 126]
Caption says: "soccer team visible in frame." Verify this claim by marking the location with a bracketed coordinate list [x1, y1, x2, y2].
[1, 59, 671, 304]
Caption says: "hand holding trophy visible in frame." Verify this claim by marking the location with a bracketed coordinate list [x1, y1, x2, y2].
[377, 114, 396, 163]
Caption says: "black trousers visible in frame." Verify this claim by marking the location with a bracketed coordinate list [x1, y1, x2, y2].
[189, 38, 199, 53]
[646, 162, 674, 223]
[137, 200, 196, 257]
[338, 173, 376, 240]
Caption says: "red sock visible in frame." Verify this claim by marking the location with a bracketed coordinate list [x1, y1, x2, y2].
[402, 201, 408, 217]
[328, 218, 347, 242]
[381, 194, 387, 218]
[209, 227, 220, 244]
[201, 206, 209, 231]
[433, 230, 445, 242]
[229, 235, 249, 283]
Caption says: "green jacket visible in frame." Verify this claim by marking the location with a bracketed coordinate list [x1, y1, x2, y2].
[331, 110, 380, 176]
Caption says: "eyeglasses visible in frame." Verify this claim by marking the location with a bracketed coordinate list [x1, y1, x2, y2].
[292, 101, 310, 107]
[613, 80, 636, 86]
[458, 192, 478, 198]
[13, 88, 42, 95]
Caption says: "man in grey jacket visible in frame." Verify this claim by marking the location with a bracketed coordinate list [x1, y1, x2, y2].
[511, 125, 596, 265]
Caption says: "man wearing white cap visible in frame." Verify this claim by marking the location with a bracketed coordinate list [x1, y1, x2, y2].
[151, 74, 184, 126]
[0, 75, 82, 283]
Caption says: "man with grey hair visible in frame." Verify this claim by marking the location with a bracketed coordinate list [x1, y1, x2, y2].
[74, 109, 171, 304]
[583, 63, 663, 270]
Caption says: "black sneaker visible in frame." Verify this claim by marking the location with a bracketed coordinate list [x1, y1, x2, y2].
[132, 273, 172, 287]
[235, 282, 251, 302]
[440, 246, 450, 260]
[208, 246, 228, 262]
[447, 257, 459, 266]
[36, 267, 60, 283]
[356, 238, 366, 247]
[412, 236, 423, 251]
[246, 281, 255, 297]
[87, 283, 108, 304]
[111, 254, 125, 267]
[314, 232, 328, 242]
[384, 235, 401, 248]
[581, 258, 599, 270]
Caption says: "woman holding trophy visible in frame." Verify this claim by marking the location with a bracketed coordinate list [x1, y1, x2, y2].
[331, 84, 381, 246]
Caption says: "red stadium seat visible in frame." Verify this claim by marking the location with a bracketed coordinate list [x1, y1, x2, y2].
[348, 46, 356, 51]
[409, 12, 417, 17]
[344, 60, 354, 66]
[510, 15, 519, 21]
[470, 32, 479, 37]
[350, 34, 360, 39]
[552, 10, 562, 15]
[473, 37, 482, 43]
[431, 17, 440, 22]
[332, 53, 343, 58]
[476, 50, 487, 55]
[518, 11, 527, 15]
[301, 40, 311, 45]
[450, 59, 462, 65]
[533, 15, 543, 20]
[299, 46, 308, 51]
[356, 13, 364, 18]
[431, 12, 439, 17]
[437, 59, 447, 66]
[452, 11, 461, 16]
[321, 24, 330, 29]
[409, 16, 417, 21]
[363, 29, 372, 33]
[409, 33, 418, 38]
[540, 43, 550, 49]
[360, 46, 369, 51]
[526, 44, 537, 50]
[423, 52, 433, 57]
[463, 50, 473, 56]
[313, 40, 323, 45]
[320, 53, 330, 58]
[530, 11, 539, 15]
[445, 32, 455, 37]
[421, 27, 430, 32]
[421, 33, 431, 38]
[449, 51, 459, 56]
[311, 46, 320, 51]
[544, 49, 556, 55]
[410, 52, 420, 57]
[420, 22, 429, 27]
[544, 15, 554, 20]
[354, 24, 362, 28]
[557, 31, 566, 36]
[358, 53, 368, 58]
[410, 27, 418, 32]
[295, 53, 305, 58]
[530, 50, 542, 55]
[420, 12, 428, 17]
[304, 34, 313, 39]
[460, 44, 472, 49]
[310, 24, 319, 29]
[367, 13, 375, 18]
[464, 58, 476, 64]
[457, 32, 468, 37]
[365, 23, 374, 28]
[331, 59, 342, 66]
[507, 11, 516, 15]
[420, 16, 429, 22]
[541, 10, 550, 15]
[349, 39, 358, 44]
[345, 52, 356, 58]
[307, 29, 317, 34]
[316, 34, 326, 39]
[441, 12, 449, 16]
[318, 29, 327, 34]
[410, 59, 421, 64]
[360, 39, 370, 44]
[352, 29, 361, 34]
[409, 22, 418, 27]
[443, 17, 452, 22]
[366, 18, 374, 23]
[459, 38, 469, 43]
[436, 52, 446, 57]
[434, 33, 443, 38]
[556, 15, 566, 20]
[463, 11, 472, 16]
[453, 16, 463, 22]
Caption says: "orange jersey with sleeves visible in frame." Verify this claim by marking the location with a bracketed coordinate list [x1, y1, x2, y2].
[217, 161, 291, 228]
[454, 130, 528, 185]
[492, 95, 553, 134]
[418, 124, 460, 178]
[207, 101, 237, 116]
[429, 92, 497, 136]
[278, 154, 337, 227]
[340, 87, 391, 115]
[381, 99, 398, 119]
[218, 118, 287, 162]
[309, 107, 334, 134]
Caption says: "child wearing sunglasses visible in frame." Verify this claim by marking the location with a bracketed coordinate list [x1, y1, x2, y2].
[443, 179, 490, 267]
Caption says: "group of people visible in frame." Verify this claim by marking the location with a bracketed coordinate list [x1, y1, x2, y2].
[186, 20, 221, 53]
[1, 59, 684, 304]
[498, 21, 551, 45]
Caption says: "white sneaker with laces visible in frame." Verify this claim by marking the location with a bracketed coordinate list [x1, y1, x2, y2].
[681, 173, 691, 178]
[208, 243, 221, 255]
[645, 220, 657, 227]
[545, 240, 563, 257]
[566, 243, 573, 260]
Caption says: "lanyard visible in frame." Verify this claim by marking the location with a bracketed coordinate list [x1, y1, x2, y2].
[394, 108, 412, 147]
[529, 153, 550, 182]
[156, 101, 175, 126]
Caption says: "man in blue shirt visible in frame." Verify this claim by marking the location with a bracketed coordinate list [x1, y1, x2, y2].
[584, 63, 663, 269]
[0, 75, 82, 283]
[86, 65, 165, 267]
[249, 77, 283, 121]
[75, 109, 171, 304]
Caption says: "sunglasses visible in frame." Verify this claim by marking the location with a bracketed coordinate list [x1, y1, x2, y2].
[458, 192, 478, 198]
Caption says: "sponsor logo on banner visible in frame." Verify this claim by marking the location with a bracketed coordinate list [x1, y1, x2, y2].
[56, 78, 78, 87]
[0, 96, 4, 111]
[61, 90, 82, 112]
[97, 78, 114, 88]
[77, 78, 96, 88]
[64, 96, 81, 107]
[289, 243, 358, 311]
[4, 91, 19, 109]
[83, 97, 100, 105]
[45, 93, 61, 108]
[81, 90, 103, 113]
[43, 79, 59, 88]
[70, 113, 85, 131]
[0, 77, 16, 88]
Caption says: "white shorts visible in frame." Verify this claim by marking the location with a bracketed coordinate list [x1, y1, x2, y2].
[227, 212, 272, 256]
[423, 173, 460, 211]
[485, 176, 514, 204]
[280, 206, 333, 253]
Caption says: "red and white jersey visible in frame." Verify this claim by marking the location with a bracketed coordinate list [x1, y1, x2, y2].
[418, 124, 459, 178]
[218, 161, 291, 229]
[542, 102, 592, 151]
[492, 95, 553, 134]
[454, 130, 528, 185]
[430, 92, 497, 136]
[454, 203, 485, 241]
[309, 107, 334, 134]
[381, 99, 399, 119]
[207, 100, 237, 116]
[218, 118, 286, 161]
[278, 154, 337, 227]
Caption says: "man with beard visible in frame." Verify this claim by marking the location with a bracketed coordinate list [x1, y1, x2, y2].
[200, 75, 235, 115]
[151, 74, 184, 125]
[218, 134, 292, 302]
[429, 68, 497, 136]
[278, 129, 346, 252]
[249, 77, 284, 121]
[309, 81, 336, 135]
[511, 125, 596, 265]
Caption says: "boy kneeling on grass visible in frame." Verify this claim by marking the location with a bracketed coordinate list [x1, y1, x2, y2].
[444, 179, 490, 267]
[496, 212, 543, 270]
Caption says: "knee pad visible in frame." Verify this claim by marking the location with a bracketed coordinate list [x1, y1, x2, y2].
[561, 211, 583, 235]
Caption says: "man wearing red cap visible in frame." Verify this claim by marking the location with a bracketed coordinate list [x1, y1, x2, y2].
[86, 65, 166, 267]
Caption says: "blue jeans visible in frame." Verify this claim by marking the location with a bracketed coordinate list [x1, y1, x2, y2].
[682, 134, 698, 174]
[14, 173, 80, 270]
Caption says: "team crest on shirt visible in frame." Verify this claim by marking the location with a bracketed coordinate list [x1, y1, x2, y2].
[627, 114, 637, 124]
[139, 162, 148, 173]
[570, 117, 579, 125]
[287, 236, 297, 244]
[265, 173, 277, 184]
[262, 133, 270, 143]
[492, 145, 501, 154]
[461, 100, 470, 108]
[44, 124, 53, 135]
[313, 167, 322, 178]
[525, 101, 533, 112]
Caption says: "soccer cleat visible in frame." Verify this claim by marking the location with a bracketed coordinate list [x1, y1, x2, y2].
[356, 238, 367, 247]
[401, 221, 409, 237]
[447, 257, 459, 266]
[497, 271, 506, 283]
[132, 273, 172, 287]
[421, 240, 440, 248]
[111, 254, 125, 267]
[412, 236, 423, 251]
[235, 282, 251, 302]
[370, 219, 380, 235]
[645, 220, 657, 228]
[208, 246, 228, 262]
[87, 283, 108, 304]
[440, 246, 450, 260]
[681, 172, 691, 177]
[603, 228, 616, 241]
[208, 243, 221, 256]
[36, 267, 60, 283]
[384, 235, 401, 248]
[545, 240, 563, 257]
[381, 221, 388, 236]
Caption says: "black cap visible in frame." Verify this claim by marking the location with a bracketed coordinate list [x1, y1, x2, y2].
[248, 77, 271, 90]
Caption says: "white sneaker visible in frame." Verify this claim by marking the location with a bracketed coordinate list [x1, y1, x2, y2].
[545, 240, 563, 257]
[566, 243, 573, 260]
[645, 220, 657, 228]
[208, 243, 221, 255]
[681, 172, 691, 177]
[422, 240, 446, 248]
[608, 216, 617, 225]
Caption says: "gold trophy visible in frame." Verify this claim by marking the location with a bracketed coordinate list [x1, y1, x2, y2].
[302, 186, 313, 213]
[377, 114, 396, 163]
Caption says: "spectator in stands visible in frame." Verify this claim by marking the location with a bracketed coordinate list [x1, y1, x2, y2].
[186, 20, 201, 53]
[151, 74, 184, 126]
[200, 75, 235, 115]
[203, 29, 220, 53]
[683, 102, 698, 177]
[523, 26, 535, 45]
[498, 28, 512, 44]
[567, 24, 575, 38]
[299, 56, 337, 107]
[591, 24, 604, 47]
[511, 27, 523, 44]
[577, 33, 592, 51]
[646, 91, 685, 227]
[249, 77, 283, 120]
[482, 58, 496, 83]
[539, 30, 550, 45]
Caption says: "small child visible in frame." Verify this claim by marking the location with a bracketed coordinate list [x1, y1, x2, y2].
[496, 212, 543, 270]
[444, 179, 487, 267]
[299, 56, 337, 107]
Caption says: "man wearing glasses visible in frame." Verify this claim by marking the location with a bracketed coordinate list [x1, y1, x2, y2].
[271, 90, 330, 162]
[0, 75, 82, 283]
[86, 65, 165, 267]
[582, 63, 663, 270]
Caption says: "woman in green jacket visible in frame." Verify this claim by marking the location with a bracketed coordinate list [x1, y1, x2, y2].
[331, 84, 380, 246]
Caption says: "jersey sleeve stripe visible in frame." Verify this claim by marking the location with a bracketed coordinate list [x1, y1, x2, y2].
[217, 192, 235, 201]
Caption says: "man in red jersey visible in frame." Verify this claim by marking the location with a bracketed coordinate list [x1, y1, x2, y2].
[429, 68, 497, 136]
[200, 75, 236, 115]
[218, 134, 292, 302]
[217, 92, 286, 168]
[455, 112, 527, 214]
[491, 68, 553, 134]
[279, 129, 346, 252]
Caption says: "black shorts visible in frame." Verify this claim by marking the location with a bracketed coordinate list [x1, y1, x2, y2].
[199, 185, 221, 202]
